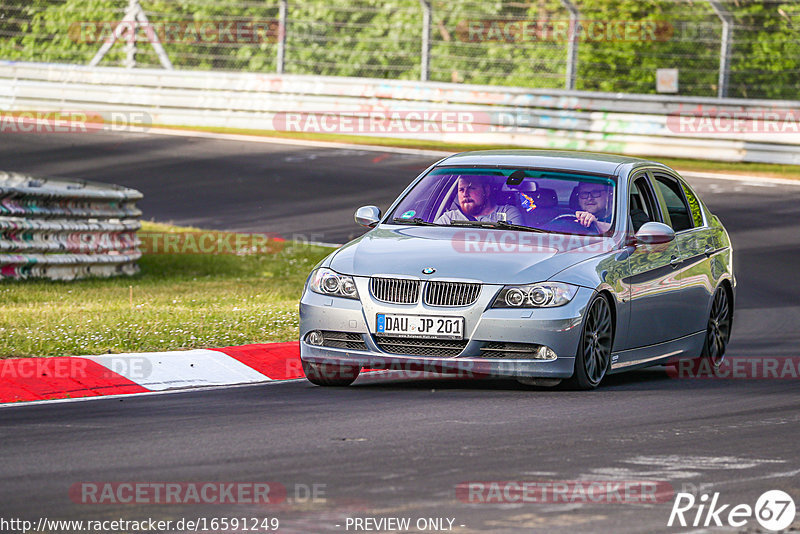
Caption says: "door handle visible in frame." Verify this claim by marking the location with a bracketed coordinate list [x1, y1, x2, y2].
[669, 255, 681, 269]
[704, 245, 714, 257]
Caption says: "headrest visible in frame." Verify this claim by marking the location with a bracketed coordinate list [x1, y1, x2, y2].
[535, 188, 558, 209]
[569, 186, 581, 210]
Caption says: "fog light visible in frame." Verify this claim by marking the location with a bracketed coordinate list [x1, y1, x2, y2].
[535, 346, 557, 360]
[307, 330, 324, 346]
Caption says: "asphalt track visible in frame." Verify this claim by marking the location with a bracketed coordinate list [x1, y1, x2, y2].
[1, 131, 799, 533]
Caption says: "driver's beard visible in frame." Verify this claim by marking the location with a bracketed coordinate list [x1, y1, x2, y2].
[460, 199, 484, 216]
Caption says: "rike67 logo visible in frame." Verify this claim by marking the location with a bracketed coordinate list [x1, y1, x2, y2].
[668, 490, 796, 531]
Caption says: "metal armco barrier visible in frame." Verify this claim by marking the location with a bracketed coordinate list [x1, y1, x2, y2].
[0, 61, 799, 164]
[0, 171, 142, 281]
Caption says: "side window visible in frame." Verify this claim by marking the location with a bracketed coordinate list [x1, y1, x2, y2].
[653, 174, 693, 232]
[629, 175, 658, 233]
[680, 181, 705, 227]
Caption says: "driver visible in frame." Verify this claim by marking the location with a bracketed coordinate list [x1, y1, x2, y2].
[435, 177, 523, 225]
[574, 182, 613, 233]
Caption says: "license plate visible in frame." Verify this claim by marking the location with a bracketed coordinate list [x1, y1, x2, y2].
[376, 314, 464, 340]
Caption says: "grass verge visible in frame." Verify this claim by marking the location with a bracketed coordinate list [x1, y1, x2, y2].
[156, 124, 800, 180]
[0, 222, 334, 358]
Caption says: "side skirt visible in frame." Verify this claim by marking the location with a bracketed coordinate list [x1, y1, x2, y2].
[609, 331, 705, 373]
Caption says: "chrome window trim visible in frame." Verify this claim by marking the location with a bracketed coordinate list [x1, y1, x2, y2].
[626, 170, 664, 233]
[649, 170, 709, 232]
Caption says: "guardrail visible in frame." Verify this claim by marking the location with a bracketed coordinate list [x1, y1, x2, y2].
[1, 61, 799, 165]
[0, 171, 142, 280]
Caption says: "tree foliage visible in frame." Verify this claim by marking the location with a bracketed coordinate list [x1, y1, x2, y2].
[0, 0, 797, 99]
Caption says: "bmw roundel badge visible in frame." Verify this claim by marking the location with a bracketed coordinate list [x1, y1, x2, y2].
[422, 267, 436, 275]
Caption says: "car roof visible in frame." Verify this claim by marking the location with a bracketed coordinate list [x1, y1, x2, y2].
[437, 150, 660, 177]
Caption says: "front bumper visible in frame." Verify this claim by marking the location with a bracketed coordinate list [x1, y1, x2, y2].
[299, 282, 594, 380]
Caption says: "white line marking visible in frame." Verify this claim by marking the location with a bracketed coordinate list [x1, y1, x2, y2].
[626, 455, 785, 470]
[0, 378, 306, 409]
[147, 127, 450, 157]
[145, 127, 800, 186]
[680, 170, 800, 187]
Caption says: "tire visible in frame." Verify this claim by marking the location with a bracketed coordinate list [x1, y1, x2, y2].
[565, 294, 614, 390]
[301, 359, 361, 387]
[700, 286, 732, 369]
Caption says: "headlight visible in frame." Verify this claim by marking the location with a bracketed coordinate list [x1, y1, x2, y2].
[309, 268, 359, 300]
[492, 282, 578, 308]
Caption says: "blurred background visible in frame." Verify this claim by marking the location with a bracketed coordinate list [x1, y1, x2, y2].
[1, 0, 798, 99]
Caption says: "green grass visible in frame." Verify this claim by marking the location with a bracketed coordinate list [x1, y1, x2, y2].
[0, 222, 335, 358]
[157, 124, 800, 180]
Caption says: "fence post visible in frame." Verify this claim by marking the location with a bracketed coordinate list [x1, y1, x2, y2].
[708, 0, 733, 98]
[420, 0, 431, 82]
[124, 0, 137, 68]
[277, 0, 288, 74]
[560, 0, 579, 90]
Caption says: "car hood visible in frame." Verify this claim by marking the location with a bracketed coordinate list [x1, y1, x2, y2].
[328, 225, 616, 285]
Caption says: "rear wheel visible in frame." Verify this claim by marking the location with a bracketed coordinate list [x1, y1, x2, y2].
[301, 359, 361, 387]
[566, 295, 613, 390]
[700, 287, 731, 369]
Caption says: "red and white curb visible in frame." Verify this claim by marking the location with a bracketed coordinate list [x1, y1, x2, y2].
[0, 342, 302, 406]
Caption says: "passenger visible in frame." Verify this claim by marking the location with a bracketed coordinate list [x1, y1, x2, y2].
[435, 177, 523, 225]
[574, 182, 613, 233]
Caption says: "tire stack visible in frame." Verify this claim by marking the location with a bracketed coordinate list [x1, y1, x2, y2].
[0, 172, 142, 280]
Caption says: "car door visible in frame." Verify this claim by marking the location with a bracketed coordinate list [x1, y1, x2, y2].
[651, 172, 714, 337]
[622, 171, 685, 349]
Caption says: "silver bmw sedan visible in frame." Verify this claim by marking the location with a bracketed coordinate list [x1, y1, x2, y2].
[299, 150, 734, 389]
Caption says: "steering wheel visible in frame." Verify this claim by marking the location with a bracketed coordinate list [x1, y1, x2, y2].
[546, 213, 600, 235]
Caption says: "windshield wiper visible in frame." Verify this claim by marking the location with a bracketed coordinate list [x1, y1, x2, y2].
[392, 217, 440, 226]
[447, 219, 546, 233]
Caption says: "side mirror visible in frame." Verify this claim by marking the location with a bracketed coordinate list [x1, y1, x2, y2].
[355, 205, 381, 228]
[634, 222, 675, 244]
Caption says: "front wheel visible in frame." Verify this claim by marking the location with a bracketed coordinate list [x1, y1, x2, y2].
[700, 287, 732, 369]
[301, 359, 361, 387]
[565, 295, 614, 390]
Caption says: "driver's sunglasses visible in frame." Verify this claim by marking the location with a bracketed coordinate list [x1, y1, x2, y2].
[578, 191, 605, 199]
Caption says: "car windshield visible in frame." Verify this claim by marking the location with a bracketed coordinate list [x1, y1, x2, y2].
[388, 167, 617, 235]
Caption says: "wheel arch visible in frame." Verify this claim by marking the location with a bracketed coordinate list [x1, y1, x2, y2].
[594, 286, 618, 349]
[717, 278, 735, 335]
